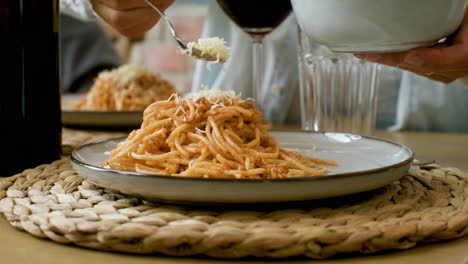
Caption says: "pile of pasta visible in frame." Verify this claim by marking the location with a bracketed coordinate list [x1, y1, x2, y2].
[75, 64, 177, 111]
[105, 90, 337, 179]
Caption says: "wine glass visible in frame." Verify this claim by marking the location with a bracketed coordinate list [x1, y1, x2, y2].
[216, 0, 292, 112]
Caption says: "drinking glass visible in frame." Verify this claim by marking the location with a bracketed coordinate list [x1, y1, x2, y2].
[216, 0, 292, 112]
[298, 30, 381, 136]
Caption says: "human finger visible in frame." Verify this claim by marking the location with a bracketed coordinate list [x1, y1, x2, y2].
[354, 52, 406, 68]
[117, 19, 159, 38]
[354, 51, 460, 82]
[90, 0, 175, 38]
[92, 0, 173, 11]
[91, 3, 157, 38]
[355, 45, 468, 77]
[396, 65, 455, 83]
[399, 45, 468, 73]
[92, 0, 148, 10]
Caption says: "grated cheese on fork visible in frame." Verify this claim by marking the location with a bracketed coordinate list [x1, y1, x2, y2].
[186, 37, 230, 64]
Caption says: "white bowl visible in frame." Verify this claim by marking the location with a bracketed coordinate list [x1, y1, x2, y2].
[292, 0, 468, 53]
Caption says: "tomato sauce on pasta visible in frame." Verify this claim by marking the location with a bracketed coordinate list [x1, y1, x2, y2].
[105, 90, 337, 179]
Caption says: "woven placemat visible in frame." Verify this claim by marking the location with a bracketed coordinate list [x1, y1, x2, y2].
[1, 129, 468, 259]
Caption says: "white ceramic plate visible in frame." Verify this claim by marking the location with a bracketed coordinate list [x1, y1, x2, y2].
[71, 131, 413, 204]
[61, 94, 143, 128]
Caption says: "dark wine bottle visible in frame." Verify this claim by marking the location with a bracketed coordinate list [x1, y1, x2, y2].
[0, 0, 62, 176]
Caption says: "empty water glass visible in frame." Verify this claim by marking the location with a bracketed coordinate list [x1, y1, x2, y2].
[298, 30, 381, 136]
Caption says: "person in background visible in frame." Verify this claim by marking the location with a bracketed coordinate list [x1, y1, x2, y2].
[189, 1, 468, 133]
[61, 11, 122, 93]
[60, 0, 171, 93]
[75, 0, 468, 132]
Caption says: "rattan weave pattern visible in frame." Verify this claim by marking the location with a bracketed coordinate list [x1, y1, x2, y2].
[0, 129, 467, 259]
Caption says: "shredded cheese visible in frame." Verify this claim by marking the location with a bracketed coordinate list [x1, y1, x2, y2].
[99, 64, 158, 87]
[186, 37, 230, 63]
[189, 87, 241, 104]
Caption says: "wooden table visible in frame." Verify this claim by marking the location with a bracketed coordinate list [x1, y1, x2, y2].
[1, 130, 467, 264]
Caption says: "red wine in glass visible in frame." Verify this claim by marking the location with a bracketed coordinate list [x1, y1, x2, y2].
[216, 0, 292, 112]
[217, 0, 292, 37]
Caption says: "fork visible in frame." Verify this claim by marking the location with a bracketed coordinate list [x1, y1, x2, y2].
[143, 0, 218, 62]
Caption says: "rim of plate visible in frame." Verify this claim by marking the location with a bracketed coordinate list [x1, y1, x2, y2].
[62, 109, 143, 114]
[70, 130, 414, 183]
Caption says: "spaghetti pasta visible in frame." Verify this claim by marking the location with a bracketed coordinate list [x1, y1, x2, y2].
[74, 64, 177, 111]
[105, 90, 337, 179]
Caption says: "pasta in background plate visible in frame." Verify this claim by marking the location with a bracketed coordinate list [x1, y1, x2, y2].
[74, 64, 177, 111]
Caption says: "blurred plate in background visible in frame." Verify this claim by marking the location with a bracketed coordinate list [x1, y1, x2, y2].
[61, 94, 143, 129]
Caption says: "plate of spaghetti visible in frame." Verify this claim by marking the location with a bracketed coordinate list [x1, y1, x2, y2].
[71, 90, 413, 204]
[61, 64, 177, 128]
